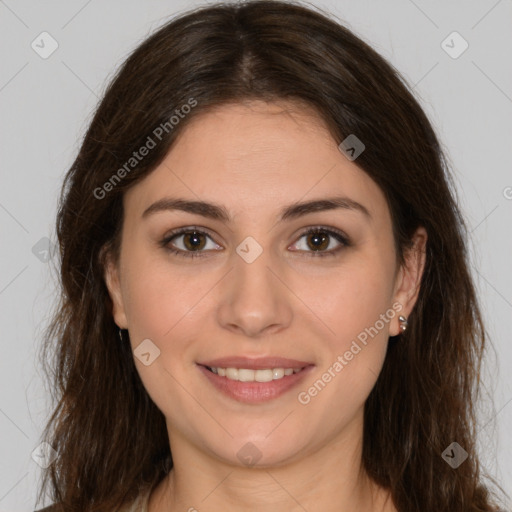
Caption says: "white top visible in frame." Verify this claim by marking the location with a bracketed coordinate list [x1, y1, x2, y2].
[35, 485, 153, 512]
[122, 486, 152, 512]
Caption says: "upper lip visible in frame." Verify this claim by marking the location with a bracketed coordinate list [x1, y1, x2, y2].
[198, 356, 314, 370]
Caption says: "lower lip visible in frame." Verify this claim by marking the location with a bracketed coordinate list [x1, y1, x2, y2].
[197, 364, 315, 404]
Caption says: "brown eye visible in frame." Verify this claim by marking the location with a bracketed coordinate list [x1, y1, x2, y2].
[181, 231, 207, 251]
[305, 231, 330, 251]
[160, 225, 350, 259]
[290, 227, 350, 257]
[160, 227, 221, 258]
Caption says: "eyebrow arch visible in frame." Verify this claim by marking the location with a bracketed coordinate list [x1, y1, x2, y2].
[141, 196, 372, 222]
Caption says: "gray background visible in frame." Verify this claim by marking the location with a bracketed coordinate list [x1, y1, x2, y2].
[0, 0, 511, 510]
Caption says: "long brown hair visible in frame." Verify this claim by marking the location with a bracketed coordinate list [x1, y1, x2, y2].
[35, 1, 508, 510]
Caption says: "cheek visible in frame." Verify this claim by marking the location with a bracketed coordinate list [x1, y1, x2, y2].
[299, 251, 395, 406]
[120, 244, 202, 338]
[119, 248, 206, 411]
[316, 252, 395, 344]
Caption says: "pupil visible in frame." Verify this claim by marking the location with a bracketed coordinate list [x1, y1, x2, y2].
[309, 232, 328, 251]
[185, 231, 205, 250]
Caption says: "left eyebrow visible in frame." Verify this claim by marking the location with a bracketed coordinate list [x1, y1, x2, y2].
[141, 196, 372, 222]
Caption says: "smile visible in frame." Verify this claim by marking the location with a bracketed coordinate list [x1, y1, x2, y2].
[197, 363, 314, 403]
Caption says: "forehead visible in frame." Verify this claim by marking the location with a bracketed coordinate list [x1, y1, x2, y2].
[124, 101, 389, 227]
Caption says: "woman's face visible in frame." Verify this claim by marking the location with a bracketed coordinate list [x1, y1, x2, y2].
[105, 100, 425, 467]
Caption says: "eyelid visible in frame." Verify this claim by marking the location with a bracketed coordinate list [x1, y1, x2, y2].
[160, 225, 350, 258]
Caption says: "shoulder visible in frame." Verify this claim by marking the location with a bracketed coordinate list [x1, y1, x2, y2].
[34, 485, 151, 512]
[34, 503, 136, 512]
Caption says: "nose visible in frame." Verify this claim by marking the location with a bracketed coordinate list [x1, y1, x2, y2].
[216, 245, 293, 339]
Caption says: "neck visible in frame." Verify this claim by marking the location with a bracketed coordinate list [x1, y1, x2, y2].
[148, 410, 394, 512]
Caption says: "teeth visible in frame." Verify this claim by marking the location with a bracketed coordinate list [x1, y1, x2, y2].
[207, 366, 304, 382]
[274, 368, 284, 379]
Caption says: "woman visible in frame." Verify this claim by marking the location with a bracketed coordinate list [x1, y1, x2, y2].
[34, 1, 508, 511]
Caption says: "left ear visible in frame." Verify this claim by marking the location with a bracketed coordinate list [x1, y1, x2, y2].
[390, 226, 428, 336]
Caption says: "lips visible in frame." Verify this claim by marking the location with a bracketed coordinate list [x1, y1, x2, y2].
[197, 356, 315, 404]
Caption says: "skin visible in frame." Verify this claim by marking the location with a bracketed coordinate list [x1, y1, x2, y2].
[104, 100, 427, 512]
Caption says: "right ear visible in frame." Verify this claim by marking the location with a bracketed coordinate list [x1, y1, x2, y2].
[101, 245, 129, 329]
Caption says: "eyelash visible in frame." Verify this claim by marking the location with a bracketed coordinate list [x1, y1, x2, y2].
[159, 225, 351, 259]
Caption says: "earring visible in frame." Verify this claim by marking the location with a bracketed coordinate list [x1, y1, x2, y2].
[118, 328, 128, 342]
[399, 315, 408, 333]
